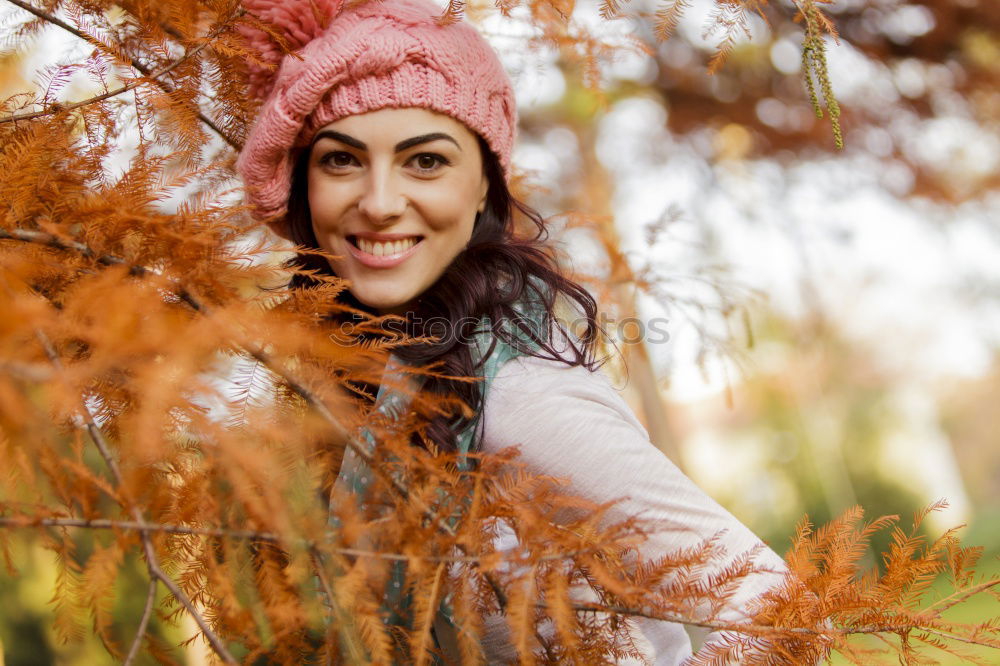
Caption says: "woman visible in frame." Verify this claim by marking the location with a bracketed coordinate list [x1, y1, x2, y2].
[236, 0, 790, 662]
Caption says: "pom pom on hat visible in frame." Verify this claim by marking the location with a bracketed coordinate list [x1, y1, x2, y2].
[237, 0, 345, 101]
[236, 0, 517, 238]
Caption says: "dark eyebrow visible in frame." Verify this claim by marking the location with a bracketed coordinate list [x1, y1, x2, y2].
[312, 130, 366, 151]
[396, 132, 462, 153]
[311, 130, 461, 153]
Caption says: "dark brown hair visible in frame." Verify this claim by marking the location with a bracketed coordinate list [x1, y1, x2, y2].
[284, 134, 606, 453]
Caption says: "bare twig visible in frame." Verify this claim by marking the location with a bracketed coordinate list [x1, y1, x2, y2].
[0, 227, 124, 263]
[914, 626, 1000, 650]
[0, 515, 281, 541]
[308, 546, 370, 664]
[923, 578, 1000, 617]
[0, 359, 52, 381]
[1, 0, 241, 149]
[123, 578, 158, 666]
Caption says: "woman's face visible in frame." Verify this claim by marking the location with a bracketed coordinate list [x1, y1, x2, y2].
[307, 107, 489, 314]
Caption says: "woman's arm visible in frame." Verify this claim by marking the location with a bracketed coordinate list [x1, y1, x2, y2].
[480, 353, 789, 665]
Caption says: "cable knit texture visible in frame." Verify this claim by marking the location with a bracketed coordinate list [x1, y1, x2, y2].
[236, 0, 517, 235]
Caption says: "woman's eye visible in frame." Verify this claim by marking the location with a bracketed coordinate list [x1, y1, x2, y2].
[410, 153, 449, 173]
[320, 151, 357, 169]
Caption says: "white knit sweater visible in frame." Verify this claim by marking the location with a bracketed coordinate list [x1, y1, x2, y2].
[475, 353, 789, 664]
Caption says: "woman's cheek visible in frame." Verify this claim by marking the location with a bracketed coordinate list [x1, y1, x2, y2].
[426, 200, 475, 234]
[308, 182, 346, 228]
[419, 183, 475, 231]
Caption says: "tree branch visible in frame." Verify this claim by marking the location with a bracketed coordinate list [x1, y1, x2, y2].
[0, 227, 117, 261]
[923, 577, 1000, 617]
[308, 546, 370, 664]
[0, 19, 225, 125]
[1, 516, 996, 650]
[123, 577, 157, 666]
[1, 0, 241, 149]
[0, 514, 609, 565]
[558, 601, 1000, 650]
[563, 600, 827, 638]
[0, 359, 52, 381]
[914, 626, 1000, 650]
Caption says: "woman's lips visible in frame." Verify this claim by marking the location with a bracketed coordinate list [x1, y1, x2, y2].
[346, 236, 423, 268]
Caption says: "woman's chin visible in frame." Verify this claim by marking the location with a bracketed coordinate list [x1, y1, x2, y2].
[354, 291, 417, 316]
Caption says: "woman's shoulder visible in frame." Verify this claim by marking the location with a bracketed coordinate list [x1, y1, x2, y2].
[482, 346, 651, 453]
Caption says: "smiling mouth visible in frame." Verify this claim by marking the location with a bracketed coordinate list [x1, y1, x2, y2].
[347, 235, 424, 258]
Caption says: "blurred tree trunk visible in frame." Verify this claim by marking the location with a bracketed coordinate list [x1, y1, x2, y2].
[571, 113, 683, 468]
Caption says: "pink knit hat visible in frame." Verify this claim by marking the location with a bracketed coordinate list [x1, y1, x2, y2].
[236, 0, 518, 237]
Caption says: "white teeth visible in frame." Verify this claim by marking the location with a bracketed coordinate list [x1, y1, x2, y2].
[355, 237, 418, 258]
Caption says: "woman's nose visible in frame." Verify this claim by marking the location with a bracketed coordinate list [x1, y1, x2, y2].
[357, 167, 406, 223]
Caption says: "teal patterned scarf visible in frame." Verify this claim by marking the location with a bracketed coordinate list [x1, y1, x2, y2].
[328, 285, 550, 660]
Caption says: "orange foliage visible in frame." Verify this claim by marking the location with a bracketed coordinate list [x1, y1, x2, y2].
[0, 0, 997, 663]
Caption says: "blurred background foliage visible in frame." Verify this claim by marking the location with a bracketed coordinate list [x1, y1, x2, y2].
[1, 0, 998, 662]
[504, 0, 1000, 658]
